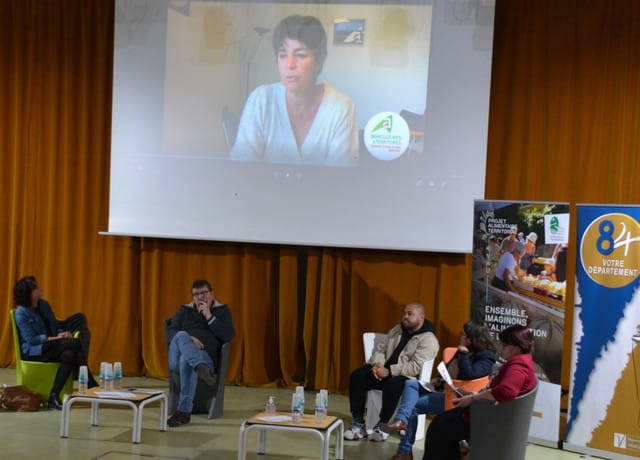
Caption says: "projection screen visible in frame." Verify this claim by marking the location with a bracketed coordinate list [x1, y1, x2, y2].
[107, 0, 495, 252]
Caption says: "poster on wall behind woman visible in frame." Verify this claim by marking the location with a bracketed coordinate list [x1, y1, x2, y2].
[471, 200, 570, 444]
[565, 204, 640, 459]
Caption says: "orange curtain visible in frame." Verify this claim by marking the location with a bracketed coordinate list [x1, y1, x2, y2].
[3, 0, 640, 395]
[0, 0, 142, 376]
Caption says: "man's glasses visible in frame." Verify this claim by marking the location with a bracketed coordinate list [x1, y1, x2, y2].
[192, 290, 210, 297]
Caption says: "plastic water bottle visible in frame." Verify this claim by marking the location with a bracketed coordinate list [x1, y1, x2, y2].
[314, 392, 327, 423]
[295, 386, 305, 411]
[265, 395, 276, 414]
[99, 362, 107, 389]
[78, 365, 88, 395]
[104, 363, 114, 391]
[320, 389, 329, 411]
[291, 393, 302, 423]
[113, 362, 123, 390]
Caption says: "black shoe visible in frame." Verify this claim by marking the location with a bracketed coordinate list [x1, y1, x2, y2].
[48, 394, 63, 410]
[196, 364, 217, 387]
[167, 410, 191, 427]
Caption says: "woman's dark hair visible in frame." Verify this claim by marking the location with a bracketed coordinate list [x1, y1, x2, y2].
[463, 320, 496, 353]
[498, 324, 534, 354]
[13, 276, 38, 307]
[272, 15, 327, 69]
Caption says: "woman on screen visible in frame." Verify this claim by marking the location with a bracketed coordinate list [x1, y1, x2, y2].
[231, 15, 359, 166]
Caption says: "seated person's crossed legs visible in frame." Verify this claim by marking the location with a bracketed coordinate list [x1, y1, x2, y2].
[168, 331, 216, 427]
[165, 279, 235, 427]
[344, 364, 408, 442]
[380, 379, 445, 460]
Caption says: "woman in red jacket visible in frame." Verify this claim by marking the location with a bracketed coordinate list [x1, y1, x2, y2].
[422, 324, 537, 460]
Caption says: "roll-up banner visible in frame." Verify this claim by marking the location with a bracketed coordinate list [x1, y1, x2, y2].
[566, 204, 640, 459]
[471, 200, 569, 445]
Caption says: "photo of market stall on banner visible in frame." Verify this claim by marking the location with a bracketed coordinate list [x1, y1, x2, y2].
[470, 200, 570, 444]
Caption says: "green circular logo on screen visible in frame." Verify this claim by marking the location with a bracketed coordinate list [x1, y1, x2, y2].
[363, 112, 410, 161]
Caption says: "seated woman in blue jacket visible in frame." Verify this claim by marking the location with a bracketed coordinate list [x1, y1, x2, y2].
[380, 321, 496, 460]
[13, 276, 98, 409]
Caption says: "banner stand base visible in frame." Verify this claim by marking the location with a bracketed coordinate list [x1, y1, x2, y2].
[563, 442, 638, 460]
[528, 437, 560, 449]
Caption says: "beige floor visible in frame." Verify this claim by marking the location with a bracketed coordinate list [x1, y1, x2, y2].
[0, 368, 596, 459]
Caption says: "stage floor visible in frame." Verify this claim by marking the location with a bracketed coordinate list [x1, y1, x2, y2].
[0, 368, 596, 459]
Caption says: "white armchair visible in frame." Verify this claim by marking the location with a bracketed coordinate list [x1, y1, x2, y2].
[362, 332, 434, 441]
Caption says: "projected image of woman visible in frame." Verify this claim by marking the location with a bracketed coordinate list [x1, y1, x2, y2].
[231, 15, 359, 166]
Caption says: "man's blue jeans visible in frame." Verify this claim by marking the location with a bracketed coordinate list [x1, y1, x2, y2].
[394, 379, 445, 454]
[168, 331, 215, 413]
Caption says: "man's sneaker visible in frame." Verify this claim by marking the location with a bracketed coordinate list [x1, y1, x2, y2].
[369, 424, 389, 442]
[344, 422, 367, 440]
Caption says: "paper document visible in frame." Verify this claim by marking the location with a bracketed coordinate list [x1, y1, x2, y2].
[418, 381, 436, 392]
[127, 388, 164, 395]
[94, 391, 137, 399]
[436, 361, 464, 397]
[258, 415, 292, 422]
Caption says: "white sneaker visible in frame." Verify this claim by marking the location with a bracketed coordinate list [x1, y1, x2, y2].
[369, 425, 389, 442]
[344, 422, 367, 440]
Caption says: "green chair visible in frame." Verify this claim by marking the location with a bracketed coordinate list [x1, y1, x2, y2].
[10, 309, 74, 402]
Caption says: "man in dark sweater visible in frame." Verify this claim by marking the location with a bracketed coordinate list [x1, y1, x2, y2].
[166, 279, 235, 427]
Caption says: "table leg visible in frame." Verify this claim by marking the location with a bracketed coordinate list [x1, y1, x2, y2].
[321, 434, 328, 460]
[257, 428, 266, 454]
[325, 419, 344, 460]
[128, 393, 167, 443]
[336, 419, 344, 460]
[237, 420, 248, 460]
[60, 398, 71, 438]
[91, 401, 99, 426]
[132, 406, 140, 443]
[159, 396, 167, 431]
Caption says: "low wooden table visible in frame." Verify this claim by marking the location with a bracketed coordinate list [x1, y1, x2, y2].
[238, 411, 343, 460]
[59, 387, 167, 444]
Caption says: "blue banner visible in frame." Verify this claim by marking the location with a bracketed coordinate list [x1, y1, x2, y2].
[566, 205, 640, 458]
